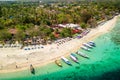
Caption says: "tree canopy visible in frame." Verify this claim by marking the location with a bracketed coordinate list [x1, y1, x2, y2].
[0, 0, 119, 43]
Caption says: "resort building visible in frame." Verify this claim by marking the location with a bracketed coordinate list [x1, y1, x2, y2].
[58, 23, 80, 29]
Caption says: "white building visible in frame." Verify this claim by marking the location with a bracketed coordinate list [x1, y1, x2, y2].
[58, 23, 80, 29]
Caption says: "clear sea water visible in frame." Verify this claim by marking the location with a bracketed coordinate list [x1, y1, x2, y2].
[0, 18, 120, 80]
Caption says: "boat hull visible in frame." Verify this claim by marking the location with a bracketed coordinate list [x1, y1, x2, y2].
[88, 41, 96, 47]
[71, 53, 78, 59]
[76, 51, 89, 59]
[61, 57, 72, 66]
[30, 65, 35, 74]
[70, 55, 79, 63]
[55, 60, 62, 67]
[83, 43, 92, 48]
[81, 46, 90, 51]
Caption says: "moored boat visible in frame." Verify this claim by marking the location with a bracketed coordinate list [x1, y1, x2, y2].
[76, 51, 89, 59]
[81, 46, 90, 51]
[71, 53, 78, 59]
[89, 41, 95, 44]
[70, 54, 79, 63]
[88, 41, 96, 47]
[61, 57, 72, 66]
[83, 43, 92, 48]
[30, 64, 35, 74]
[55, 60, 62, 67]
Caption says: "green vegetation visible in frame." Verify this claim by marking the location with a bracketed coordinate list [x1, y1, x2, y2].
[0, 0, 119, 44]
[80, 23, 87, 29]
[60, 28, 72, 38]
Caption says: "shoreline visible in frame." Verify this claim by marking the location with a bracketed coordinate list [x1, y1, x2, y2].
[0, 15, 119, 74]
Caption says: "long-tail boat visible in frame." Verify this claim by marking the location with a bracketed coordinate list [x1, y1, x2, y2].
[30, 64, 35, 74]
[61, 57, 72, 66]
[55, 60, 62, 67]
[81, 46, 90, 51]
[87, 41, 96, 47]
[76, 51, 89, 59]
[70, 54, 79, 63]
[83, 43, 93, 48]
[71, 53, 78, 59]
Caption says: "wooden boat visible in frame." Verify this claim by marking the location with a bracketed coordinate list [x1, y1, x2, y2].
[76, 51, 89, 59]
[70, 54, 79, 63]
[55, 60, 62, 67]
[30, 64, 35, 74]
[61, 57, 72, 66]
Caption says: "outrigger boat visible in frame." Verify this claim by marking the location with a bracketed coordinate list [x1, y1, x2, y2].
[55, 60, 62, 67]
[71, 53, 78, 59]
[30, 64, 35, 74]
[81, 46, 90, 51]
[76, 51, 89, 59]
[70, 54, 79, 63]
[61, 57, 72, 66]
[83, 43, 92, 48]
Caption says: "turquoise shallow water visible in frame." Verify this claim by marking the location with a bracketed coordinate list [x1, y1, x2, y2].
[0, 18, 120, 80]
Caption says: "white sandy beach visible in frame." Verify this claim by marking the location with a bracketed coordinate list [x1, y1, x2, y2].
[0, 15, 119, 73]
